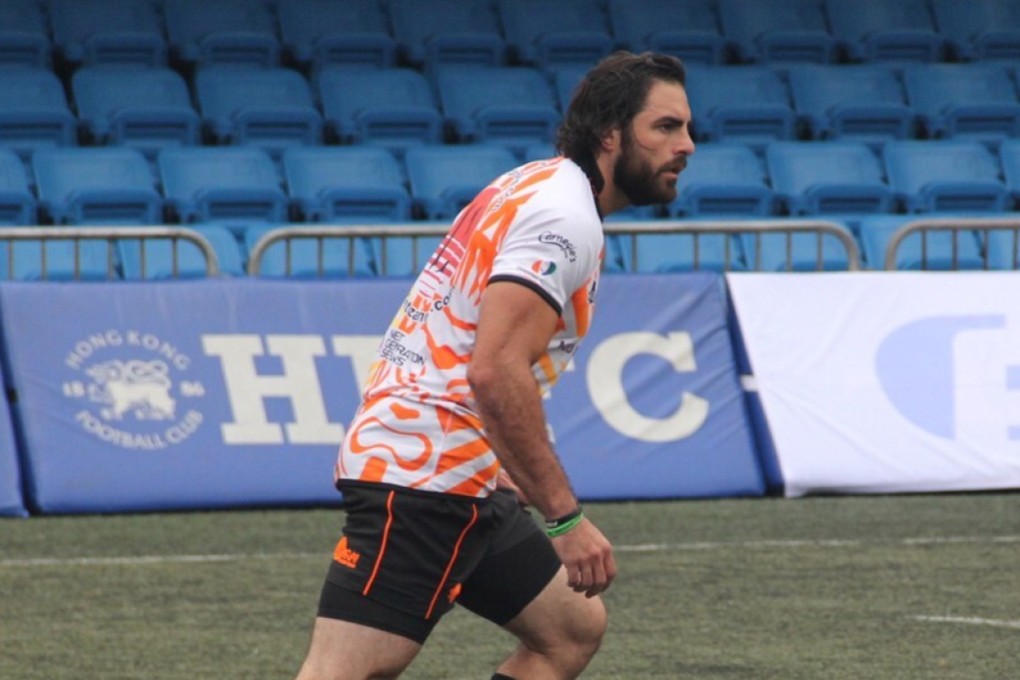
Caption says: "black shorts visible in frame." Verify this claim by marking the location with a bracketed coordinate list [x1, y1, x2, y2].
[317, 482, 562, 644]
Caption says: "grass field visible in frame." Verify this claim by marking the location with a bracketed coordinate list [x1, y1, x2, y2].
[2, 493, 1018, 679]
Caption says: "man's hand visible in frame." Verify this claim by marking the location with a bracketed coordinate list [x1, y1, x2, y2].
[551, 518, 616, 598]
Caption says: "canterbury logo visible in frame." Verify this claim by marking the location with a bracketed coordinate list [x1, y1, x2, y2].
[333, 537, 361, 569]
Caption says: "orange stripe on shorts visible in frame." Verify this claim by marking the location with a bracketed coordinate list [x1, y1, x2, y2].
[362, 490, 396, 597]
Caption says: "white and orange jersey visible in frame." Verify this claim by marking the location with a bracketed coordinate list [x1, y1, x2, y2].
[336, 157, 604, 498]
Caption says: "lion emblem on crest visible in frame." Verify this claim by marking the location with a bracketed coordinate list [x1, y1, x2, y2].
[86, 359, 176, 421]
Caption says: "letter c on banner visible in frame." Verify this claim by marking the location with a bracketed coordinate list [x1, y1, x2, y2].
[587, 332, 709, 442]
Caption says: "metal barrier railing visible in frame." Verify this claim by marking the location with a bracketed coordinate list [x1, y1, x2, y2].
[248, 219, 863, 276]
[0, 226, 220, 280]
[884, 216, 1020, 271]
[604, 219, 862, 272]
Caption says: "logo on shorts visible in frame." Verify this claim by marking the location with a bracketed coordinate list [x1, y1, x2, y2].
[447, 582, 462, 604]
[61, 329, 205, 450]
[334, 537, 361, 569]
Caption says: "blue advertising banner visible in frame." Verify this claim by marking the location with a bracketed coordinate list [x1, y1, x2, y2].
[546, 273, 765, 499]
[0, 357, 26, 515]
[1, 274, 762, 514]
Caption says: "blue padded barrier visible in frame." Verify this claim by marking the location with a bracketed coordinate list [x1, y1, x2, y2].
[2, 276, 763, 513]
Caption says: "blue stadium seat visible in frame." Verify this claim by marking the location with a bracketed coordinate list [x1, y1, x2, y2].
[117, 224, 245, 279]
[0, 0, 51, 68]
[857, 215, 984, 270]
[684, 66, 796, 147]
[404, 145, 518, 220]
[766, 142, 894, 215]
[244, 224, 375, 278]
[0, 149, 36, 225]
[668, 144, 775, 217]
[788, 65, 914, 145]
[33, 148, 163, 224]
[883, 141, 1008, 213]
[932, 0, 1020, 62]
[436, 68, 561, 154]
[284, 146, 411, 223]
[159, 147, 288, 232]
[998, 138, 1020, 205]
[552, 64, 589, 112]
[0, 69, 77, 161]
[195, 68, 323, 155]
[902, 64, 1020, 143]
[390, 0, 505, 69]
[825, 0, 946, 62]
[277, 0, 397, 69]
[739, 227, 857, 271]
[718, 0, 837, 63]
[72, 67, 200, 158]
[316, 68, 443, 151]
[497, 0, 614, 69]
[607, 0, 726, 65]
[164, 0, 280, 68]
[524, 143, 557, 162]
[0, 239, 113, 280]
[48, 0, 166, 67]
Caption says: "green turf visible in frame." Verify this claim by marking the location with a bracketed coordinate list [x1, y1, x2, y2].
[1, 494, 1018, 679]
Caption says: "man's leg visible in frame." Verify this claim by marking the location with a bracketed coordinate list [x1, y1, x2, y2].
[295, 617, 422, 680]
[494, 565, 607, 680]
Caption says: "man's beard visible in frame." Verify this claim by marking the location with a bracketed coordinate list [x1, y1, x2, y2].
[613, 133, 680, 207]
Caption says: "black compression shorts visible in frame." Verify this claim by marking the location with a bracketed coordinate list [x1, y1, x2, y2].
[317, 482, 562, 644]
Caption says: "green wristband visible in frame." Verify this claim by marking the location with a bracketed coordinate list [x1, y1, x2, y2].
[545, 506, 584, 538]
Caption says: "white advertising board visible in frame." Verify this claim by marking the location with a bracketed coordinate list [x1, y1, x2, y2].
[728, 272, 1020, 496]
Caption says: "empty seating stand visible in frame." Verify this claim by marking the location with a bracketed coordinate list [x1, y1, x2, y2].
[283, 146, 411, 223]
[608, 0, 726, 65]
[684, 66, 796, 147]
[159, 146, 288, 234]
[317, 68, 443, 151]
[932, 0, 1020, 62]
[0, 69, 77, 162]
[436, 68, 561, 154]
[788, 64, 914, 145]
[766, 141, 894, 214]
[0, 149, 36, 225]
[195, 68, 323, 154]
[404, 145, 518, 220]
[718, 0, 837, 63]
[0, 0, 51, 68]
[72, 67, 200, 158]
[498, 0, 614, 70]
[48, 0, 167, 67]
[33, 147, 163, 224]
[277, 0, 397, 69]
[389, 0, 506, 70]
[164, 0, 280, 68]
[668, 144, 775, 217]
[902, 63, 1020, 144]
[826, 0, 946, 62]
[883, 140, 1009, 213]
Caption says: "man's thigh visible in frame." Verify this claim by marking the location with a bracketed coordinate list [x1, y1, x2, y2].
[297, 616, 421, 680]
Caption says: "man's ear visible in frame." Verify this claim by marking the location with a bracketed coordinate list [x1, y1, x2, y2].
[600, 127, 621, 154]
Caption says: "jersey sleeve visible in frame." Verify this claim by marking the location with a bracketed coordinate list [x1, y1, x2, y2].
[488, 205, 602, 316]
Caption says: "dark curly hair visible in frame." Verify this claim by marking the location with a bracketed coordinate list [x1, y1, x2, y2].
[556, 51, 686, 193]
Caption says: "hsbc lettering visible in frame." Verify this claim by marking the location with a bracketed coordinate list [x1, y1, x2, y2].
[202, 332, 709, 446]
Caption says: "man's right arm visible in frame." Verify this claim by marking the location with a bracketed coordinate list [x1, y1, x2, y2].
[467, 280, 616, 597]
